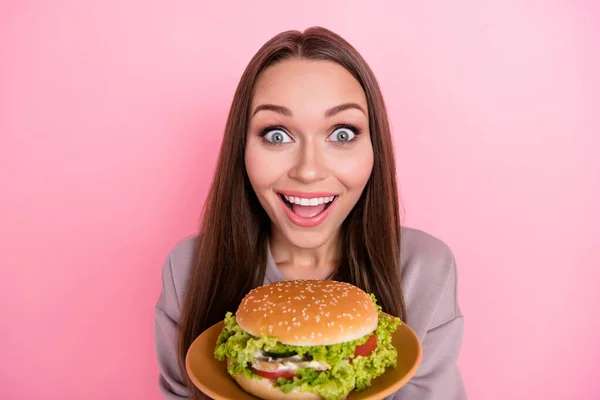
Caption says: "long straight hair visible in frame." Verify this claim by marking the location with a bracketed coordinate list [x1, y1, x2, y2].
[177, 27, 407, 399]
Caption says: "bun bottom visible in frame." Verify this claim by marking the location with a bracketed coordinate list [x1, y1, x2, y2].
[227, 358, 324, 400]
[232, 372, 322, 400]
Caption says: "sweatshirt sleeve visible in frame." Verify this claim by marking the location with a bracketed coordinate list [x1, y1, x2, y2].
[392, 257, 468, 400]
[154, 253, 190, 399]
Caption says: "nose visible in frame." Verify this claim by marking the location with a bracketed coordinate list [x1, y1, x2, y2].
[288, 139, 328, 184]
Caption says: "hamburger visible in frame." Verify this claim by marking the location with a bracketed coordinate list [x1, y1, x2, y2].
[214, 280, 401, 400]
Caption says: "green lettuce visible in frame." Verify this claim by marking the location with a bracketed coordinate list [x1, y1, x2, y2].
[214, 294, 401, 400]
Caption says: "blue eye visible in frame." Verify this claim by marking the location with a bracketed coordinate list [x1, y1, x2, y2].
[328, 127, 357, 143]
[261, 128, 293, 144]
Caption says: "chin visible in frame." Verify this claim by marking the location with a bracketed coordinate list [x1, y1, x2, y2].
[280, 225, 337, 250]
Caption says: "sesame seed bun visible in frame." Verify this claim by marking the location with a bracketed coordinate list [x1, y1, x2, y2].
[236, 280, 378, 346]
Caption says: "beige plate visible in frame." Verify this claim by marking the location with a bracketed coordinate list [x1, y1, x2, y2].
[186, 314, 422, 400]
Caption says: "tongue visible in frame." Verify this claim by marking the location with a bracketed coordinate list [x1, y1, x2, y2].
[292, 203, 326, 218]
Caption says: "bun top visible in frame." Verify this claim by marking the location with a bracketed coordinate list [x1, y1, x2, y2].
[235, 280, 379, 346]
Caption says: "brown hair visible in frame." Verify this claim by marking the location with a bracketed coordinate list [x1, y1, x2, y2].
[177, 26, 406, 399]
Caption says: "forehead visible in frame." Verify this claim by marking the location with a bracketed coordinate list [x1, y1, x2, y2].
[251, 58, 368, 115]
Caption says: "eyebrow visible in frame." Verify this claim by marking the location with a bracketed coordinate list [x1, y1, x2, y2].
[251, 102, 366, 118]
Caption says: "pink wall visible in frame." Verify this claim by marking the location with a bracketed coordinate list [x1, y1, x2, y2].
[1, 1, 598, 399]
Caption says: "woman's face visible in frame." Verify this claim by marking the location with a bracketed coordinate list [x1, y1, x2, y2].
[245, 58, 373, 249]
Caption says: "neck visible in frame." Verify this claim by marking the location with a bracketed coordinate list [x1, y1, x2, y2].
[269, 227, 340, 280]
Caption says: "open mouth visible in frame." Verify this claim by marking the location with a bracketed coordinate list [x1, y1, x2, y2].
[278, 193, 337, 214]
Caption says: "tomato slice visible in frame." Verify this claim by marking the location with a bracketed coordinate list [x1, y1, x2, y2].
[354, 333, 377, 357]
[251, 367, 298, 381]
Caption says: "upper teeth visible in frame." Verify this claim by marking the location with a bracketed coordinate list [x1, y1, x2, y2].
[284, 195, 335, 206]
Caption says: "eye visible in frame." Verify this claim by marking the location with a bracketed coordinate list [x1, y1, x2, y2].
[261, 128, 293, 144]
[328, 126, 358, 143]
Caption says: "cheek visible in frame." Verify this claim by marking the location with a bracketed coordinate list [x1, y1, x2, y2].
[244, 144, 281, 191]
[330, 144, 374, 191]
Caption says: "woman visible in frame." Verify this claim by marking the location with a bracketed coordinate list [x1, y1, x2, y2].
[154, 26, 467, 400]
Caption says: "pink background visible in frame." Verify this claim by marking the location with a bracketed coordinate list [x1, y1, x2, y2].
[1, 1, 599, 399]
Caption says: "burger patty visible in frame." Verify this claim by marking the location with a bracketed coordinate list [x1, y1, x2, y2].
[263, 350, 308, 359]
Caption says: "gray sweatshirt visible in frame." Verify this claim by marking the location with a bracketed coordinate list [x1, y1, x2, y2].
[154, 226, 468, 399]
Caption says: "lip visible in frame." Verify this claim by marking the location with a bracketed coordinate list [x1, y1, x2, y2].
[278, 194, 338, 228]
[277, 190, 338, 199]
